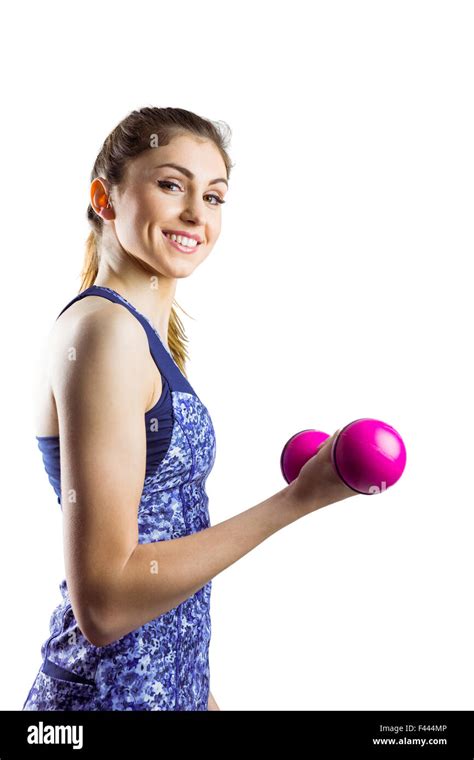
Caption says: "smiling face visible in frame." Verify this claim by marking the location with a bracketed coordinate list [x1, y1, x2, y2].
[91, 133, 228, 278]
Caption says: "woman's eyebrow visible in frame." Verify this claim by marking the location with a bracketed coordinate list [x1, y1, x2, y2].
[152, 162, 228, 188]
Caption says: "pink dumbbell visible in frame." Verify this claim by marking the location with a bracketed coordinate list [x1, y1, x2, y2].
[280, 418, 406, 495]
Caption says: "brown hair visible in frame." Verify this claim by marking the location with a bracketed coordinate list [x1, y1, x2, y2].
[81, 106, 234, 377]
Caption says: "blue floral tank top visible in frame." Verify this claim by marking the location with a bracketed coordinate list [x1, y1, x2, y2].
[22, 285, 216, 711]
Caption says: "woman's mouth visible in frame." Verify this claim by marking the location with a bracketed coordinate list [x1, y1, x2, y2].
[162, 231, 201, 254]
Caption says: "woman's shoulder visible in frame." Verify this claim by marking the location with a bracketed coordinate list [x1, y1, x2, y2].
[47, 292, 153, 391]
[36, 292, 157, 437]
[51, 292, 145, 345]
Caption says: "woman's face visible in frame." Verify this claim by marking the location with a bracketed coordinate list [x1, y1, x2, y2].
[93, 133, 228, 278]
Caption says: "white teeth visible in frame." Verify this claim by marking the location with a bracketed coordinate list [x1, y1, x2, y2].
[164, 232, 198, 248]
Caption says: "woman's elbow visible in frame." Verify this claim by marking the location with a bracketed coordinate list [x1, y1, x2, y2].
[82, 622, 116, 648]
[74, 596, 120, 648]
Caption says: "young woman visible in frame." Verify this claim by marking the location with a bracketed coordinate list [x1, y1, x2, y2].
[22, 106, 357, 712]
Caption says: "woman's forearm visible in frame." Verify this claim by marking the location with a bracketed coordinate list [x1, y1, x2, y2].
[90, 483, 306, 645]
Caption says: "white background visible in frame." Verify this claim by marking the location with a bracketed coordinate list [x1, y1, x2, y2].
[0, 0, 472, 711]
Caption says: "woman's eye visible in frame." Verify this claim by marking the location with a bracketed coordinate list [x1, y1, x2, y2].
[157, 181, 225, 206]
[157, 180, 181, 192]
[205, 194, 226, 206]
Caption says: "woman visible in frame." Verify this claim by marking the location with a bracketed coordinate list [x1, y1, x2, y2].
[22, 106, 357, 711]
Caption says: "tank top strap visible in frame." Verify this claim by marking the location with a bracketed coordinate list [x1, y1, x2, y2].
[56, 285, 195, 394]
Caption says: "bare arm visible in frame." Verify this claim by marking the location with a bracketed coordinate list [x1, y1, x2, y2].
[52, 307, 356, 647]
[100, 482, 303, 644]
[100, 435, 351, 646]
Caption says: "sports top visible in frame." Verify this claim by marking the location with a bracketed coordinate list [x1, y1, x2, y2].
[23, 285, 216, 711]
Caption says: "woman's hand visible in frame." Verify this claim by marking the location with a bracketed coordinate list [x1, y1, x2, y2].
[287, 430, 358, 516]
[208, 690, 220, 711]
